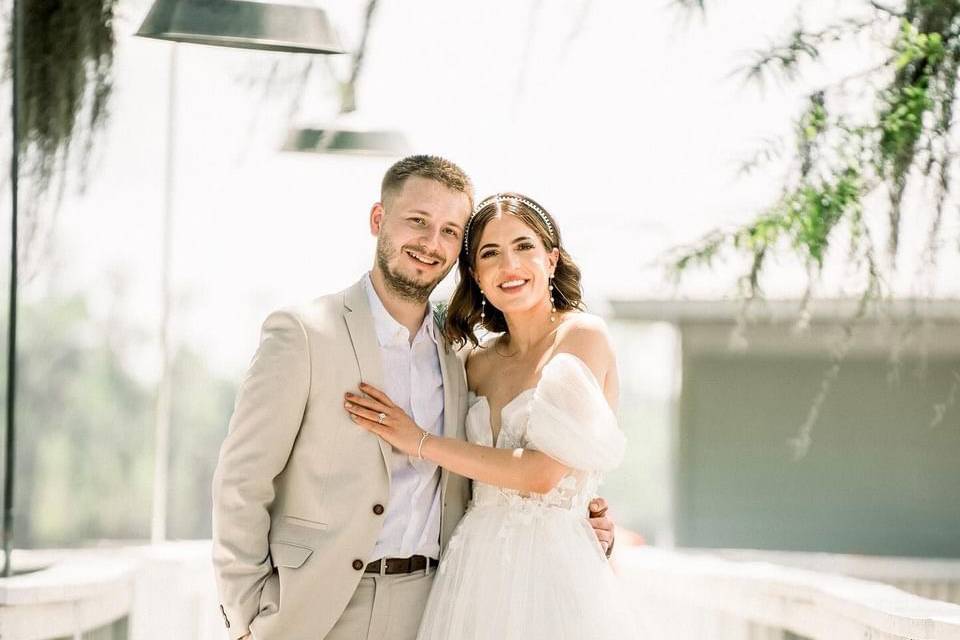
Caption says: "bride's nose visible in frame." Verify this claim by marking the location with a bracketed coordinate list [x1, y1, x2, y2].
[501, 248, 521, 269]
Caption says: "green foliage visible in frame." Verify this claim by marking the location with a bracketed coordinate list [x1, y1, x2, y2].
[11, 0, 116, 196]
[3, 292, 235, 546]
[668, 0, 960, 454]
[737, 18, 874, 86]
[671, 168, 863, 298]
[7, 294, 153, 545]
[800, 95, 828, 142]
[672, 0, 706, 11]
[671, 0, 960, 295]
[167, 349, 237, 540]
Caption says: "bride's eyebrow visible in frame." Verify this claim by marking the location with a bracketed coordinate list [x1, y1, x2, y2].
[479, 236, 534, 252]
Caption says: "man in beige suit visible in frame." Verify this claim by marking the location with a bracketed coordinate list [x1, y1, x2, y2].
[212, 155, 616, 640]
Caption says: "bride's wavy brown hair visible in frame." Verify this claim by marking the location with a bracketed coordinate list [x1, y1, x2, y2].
[444, 193, 584, 349]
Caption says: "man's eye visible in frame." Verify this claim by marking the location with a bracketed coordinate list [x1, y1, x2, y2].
[411, 217, 425, 225]
[444, 228, 460, 238]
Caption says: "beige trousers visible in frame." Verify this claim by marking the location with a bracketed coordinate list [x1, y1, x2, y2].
[324, 571, 434, 640]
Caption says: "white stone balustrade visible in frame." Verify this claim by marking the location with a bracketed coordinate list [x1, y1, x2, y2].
[618, 547, 960, 639]
[3, 542, 960, 639]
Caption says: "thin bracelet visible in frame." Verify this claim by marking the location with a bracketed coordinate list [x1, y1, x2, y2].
[417, 431, 432, 459]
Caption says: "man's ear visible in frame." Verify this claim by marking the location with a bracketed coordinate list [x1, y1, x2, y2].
[370, 203, 385, 235]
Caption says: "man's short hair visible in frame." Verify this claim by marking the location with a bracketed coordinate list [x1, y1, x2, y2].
[381, 155, 474, 209]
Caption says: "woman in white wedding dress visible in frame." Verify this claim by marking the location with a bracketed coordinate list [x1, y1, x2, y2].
[344, 193, 642, 639]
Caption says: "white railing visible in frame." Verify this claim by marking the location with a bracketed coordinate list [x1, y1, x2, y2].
[618, 547, 960, 640]
[0, 542, 222, 640]
[3, 542, 960, 640]
[699, 548, 960, 606]
[0, 549, 135, 640]
[127, 542, 222, 640]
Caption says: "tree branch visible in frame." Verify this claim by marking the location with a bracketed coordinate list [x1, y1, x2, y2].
[868, 1, 904, 18]
[341, 0, 380, 114]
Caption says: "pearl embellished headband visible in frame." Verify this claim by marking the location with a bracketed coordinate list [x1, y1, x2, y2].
[463, 194, 556, 254]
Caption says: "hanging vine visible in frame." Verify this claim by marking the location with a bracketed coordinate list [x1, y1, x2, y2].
[16, 0, 115, 187]
[667, 0, 960, 454]
[6, 0, 116, 265]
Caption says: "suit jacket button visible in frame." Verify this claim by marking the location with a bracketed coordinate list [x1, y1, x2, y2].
[352, 559, 364, 571]
[373, 503, 384, 515]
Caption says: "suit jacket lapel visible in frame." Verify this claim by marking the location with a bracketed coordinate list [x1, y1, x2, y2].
[437, 342, 463, 440]
[342, 279, 392, 481]
[436, 320, 464, 513]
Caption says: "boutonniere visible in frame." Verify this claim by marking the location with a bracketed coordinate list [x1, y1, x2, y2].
[432, 300, 449, 330]
[432, 301, 453, 353]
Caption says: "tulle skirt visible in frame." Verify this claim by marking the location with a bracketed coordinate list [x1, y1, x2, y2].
[417, 501, 643, 639]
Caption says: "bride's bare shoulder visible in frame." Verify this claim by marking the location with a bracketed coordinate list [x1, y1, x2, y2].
[556, 313, 613, 352]
[553, 313, 616, 384]
[465, 333, 502, 393]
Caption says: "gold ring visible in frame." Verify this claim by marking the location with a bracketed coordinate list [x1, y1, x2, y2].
[377, 412, 386, 424]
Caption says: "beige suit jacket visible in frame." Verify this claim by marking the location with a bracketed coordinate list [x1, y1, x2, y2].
[211, 278, 471, 640]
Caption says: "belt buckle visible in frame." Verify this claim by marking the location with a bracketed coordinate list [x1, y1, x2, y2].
[379, 557, 387, 576]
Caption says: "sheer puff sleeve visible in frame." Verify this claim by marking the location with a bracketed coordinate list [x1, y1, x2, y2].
[524, 352, 626, 472]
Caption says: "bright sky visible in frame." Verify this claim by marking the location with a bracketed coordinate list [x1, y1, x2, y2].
[12, 0, 960, 376]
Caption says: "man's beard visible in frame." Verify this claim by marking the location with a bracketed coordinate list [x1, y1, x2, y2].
[376, 234, 447, 304]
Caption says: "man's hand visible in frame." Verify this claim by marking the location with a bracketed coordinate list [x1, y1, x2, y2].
[588, 497, 615, 558]
[238, 634, 251, 640]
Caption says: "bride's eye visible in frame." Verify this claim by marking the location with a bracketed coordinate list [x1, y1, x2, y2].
[480, 249, 497, 259]
[518, 242, 535, 251]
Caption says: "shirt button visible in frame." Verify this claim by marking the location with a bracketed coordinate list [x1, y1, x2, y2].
[352, 559, 364, 571]
[373, 504, 385, 515]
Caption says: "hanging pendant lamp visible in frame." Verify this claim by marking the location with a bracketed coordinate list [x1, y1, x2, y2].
[135, 0, 346, 54]
[281, 126, 411, 156]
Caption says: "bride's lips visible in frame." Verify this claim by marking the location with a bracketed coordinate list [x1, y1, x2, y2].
[498, 278, 529, 294]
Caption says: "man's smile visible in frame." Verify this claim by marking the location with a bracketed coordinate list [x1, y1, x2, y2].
[405, 249, 442, 267]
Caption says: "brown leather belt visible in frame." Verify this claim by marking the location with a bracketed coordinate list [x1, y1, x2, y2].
[365, 555, 438, 575]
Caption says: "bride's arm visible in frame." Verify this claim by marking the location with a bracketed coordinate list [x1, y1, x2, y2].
[344, 383, 569, 494]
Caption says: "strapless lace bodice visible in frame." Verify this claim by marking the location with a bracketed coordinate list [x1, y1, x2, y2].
[464, 353, 626, 515]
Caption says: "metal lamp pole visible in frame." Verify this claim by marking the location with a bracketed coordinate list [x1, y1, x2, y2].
[135, 0, 347, 543]
[150, 45, 177, 544]
[4, 0, 24, 578]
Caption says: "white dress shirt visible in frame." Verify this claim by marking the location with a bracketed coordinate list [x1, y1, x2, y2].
[364, 273, 445, 561]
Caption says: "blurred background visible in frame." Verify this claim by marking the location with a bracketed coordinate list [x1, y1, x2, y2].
[1, 0, 960, 638]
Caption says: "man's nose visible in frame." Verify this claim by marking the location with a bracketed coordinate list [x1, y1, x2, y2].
[420, 226, 443, 253]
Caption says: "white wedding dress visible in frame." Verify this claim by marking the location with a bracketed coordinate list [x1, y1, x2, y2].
[417, 353, 642, 639]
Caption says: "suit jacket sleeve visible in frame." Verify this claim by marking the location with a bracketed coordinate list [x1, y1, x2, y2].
[211, 310, 311, 639]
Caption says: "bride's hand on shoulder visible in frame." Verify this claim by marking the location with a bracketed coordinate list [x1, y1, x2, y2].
[344, 383, 427, 457]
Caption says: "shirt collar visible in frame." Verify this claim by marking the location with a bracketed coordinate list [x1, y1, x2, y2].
[363, 273, 438, 348]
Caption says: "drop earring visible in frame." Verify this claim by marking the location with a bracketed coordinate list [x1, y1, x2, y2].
[549, 276, 556, 323]
[480, 290, 486, 322]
